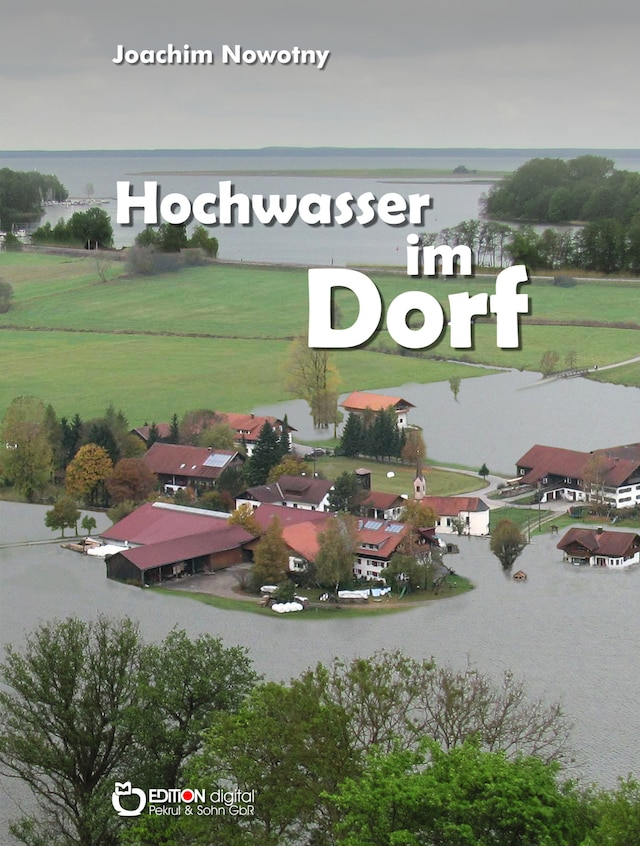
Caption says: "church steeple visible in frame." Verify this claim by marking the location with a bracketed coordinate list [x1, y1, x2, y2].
[414, 451, 426, 500]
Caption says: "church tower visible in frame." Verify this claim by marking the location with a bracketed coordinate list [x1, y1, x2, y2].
[413, 452, 426, 501]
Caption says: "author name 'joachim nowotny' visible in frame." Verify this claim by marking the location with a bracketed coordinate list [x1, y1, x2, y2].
[112, 43, 331, 69]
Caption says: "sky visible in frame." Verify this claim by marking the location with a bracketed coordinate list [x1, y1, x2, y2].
[2, 0, 639, 150]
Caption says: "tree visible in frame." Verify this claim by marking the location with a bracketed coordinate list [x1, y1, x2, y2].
[478, 462, 490, 480]
[0, 617, 258, 846]
[400, 428, 426, 466]
[400, 499, 437, 530]
[582, 452, 609, 514]
[1, 395, 53, 501]
[285, 335, 340, 428]
[188, 224, 218, 257]
[81, 514, 97, 536]
[539, 349, 560, 376]
[339, 413, 364, 457]
[246, 421, 282, 486]
[332, 741, 588, 846]
[0, 616, 143, 846]
[250, 516, 289, 590]
[0, 279, 14, 313]
[302, 650, 572, 765]
[449, 375, 461, 400]
[198, 422, 236, 450]
[315, 514, 357, 593]
[228, 503, 262, 537]
[65, 443, 113, 506]
[106, 458, 157, 504]
[490, 518, 527, 571]
[44, 496, 80, 537]
[327, 470, 362, 514]
[68, 206, 114, 249]
[266, 454, 311, 483]
[178, 678, 357, 846]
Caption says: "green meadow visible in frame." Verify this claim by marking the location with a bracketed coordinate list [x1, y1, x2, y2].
[1, 252, 639, 423]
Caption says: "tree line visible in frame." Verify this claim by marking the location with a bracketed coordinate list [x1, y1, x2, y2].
[0, 168, 68, 230]
[483, 155, 640, 225]
[1, 617, 638, 846]
[424, 216, 640, 274]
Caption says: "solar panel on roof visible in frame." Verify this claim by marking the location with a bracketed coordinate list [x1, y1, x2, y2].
[363, 520, 383, 530]
[387, 523, 404, 533]
[203, 452, 231, 468]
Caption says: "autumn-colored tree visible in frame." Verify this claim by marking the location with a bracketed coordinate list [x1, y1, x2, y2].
[266, 455, 312, 483]
[582, 452, 609, 515]
[106, 458, 158, 504]
[228, 503, 262, 537]
[285, 335, 340, 428]
[490, 519, 527, 572]
[65, 443, 113, 506]
[400, 429, 426, 466]
[250, 517, 289, 591]
[400, 499, 438, 530]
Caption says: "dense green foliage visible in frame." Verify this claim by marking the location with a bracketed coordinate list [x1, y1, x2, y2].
[5, 624, 640, 846]
[0, 168, 68, 229]
[31, 206, 114, 249]
[0, 617, 257, 846]
[338, 409, 405, 460]
[484, 155, 640, 224]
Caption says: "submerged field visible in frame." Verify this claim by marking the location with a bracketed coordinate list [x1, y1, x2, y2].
[1, 252, 639, 423]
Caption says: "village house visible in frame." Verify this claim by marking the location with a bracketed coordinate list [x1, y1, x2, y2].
[557, 527, 640, 568]
[132, 412, 295, 456]
[358, 490, 407, 521]
[236, 474, 333, 511]
[417, 495, 490, 536]
[142, 442, 245, 493]
[101, 502, 254, 585]
[340, 391, 415, 428]
[516, 443, 640, 510]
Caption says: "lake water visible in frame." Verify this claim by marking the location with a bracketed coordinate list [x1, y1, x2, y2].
[3, 148, 640, 263]
[2, 496, 640, 843]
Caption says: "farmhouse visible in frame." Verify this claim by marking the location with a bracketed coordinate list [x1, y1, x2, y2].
[340, 391, 415, 428]
[418, 495, 490, 536]
[358, 490, 407, 521]
[236, 474, 333, 511]
[557, 527, 640, 568]
[142, 442, 245, 493]
[101, 502, 254, 585]
[516, 443, 640, 510]
[132, 413, 294, 456]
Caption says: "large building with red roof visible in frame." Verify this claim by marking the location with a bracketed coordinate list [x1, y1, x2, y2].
[102, 502, 254, 586]
[142, 442, 245, 493]
[516, 443, 640, 510]
[557, 527, 640, 568]
[418, 496, 490, 536]
[340, 391, 415, 428]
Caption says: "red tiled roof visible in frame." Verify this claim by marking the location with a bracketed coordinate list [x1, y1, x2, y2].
[114, 524, 253, 571]
[517, 444, 640, 488]
[251, 503, 332, 532]
[282, 522, 322, 562]
[360, 491, 406, 510]
[355, 519, 410, 560]
[240, 475, 332, 507]
[143, 442, 241, 480]
[420, 496, 489, 516]
[341, 391, 415, 413]
[131, 423, 172, 441]
[557, 528, 640, 558]
[102, 502, 231, 545]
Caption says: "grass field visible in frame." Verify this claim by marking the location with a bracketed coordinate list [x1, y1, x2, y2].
[315, 456, 485, 497]
[1, 252, 639, 425]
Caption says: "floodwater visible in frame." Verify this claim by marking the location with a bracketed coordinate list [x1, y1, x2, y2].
[254, 369, 640, 475]
[1, 500, 640, 823]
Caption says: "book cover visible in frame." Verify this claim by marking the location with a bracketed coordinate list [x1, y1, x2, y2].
[1, 2, 639, 843]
